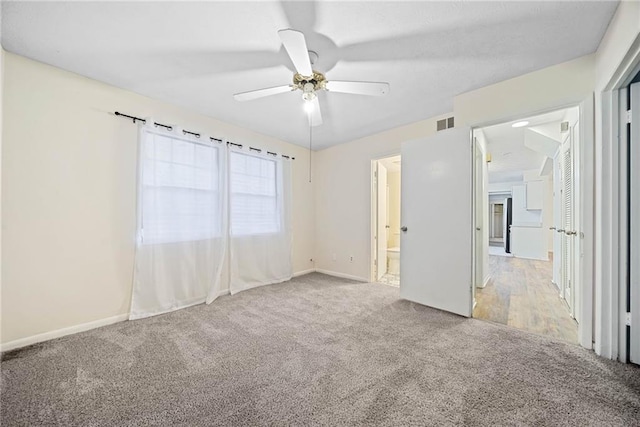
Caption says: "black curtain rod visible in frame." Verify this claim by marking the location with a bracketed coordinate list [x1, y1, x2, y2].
[183, 129, 200, 138]
[115, 111, 294, 159]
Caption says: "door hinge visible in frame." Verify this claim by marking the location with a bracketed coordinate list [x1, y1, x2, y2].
[626, 312, 631, 326]
[627, 110, 632, 124]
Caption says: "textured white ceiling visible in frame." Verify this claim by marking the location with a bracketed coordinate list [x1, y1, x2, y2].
[1, 1, 618, 150]
[482, 108, 576, 183]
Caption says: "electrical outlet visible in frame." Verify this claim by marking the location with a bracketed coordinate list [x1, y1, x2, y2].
[350, 255, 354, 262]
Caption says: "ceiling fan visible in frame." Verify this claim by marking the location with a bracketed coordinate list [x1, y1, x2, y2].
[233, 29, 390, 127]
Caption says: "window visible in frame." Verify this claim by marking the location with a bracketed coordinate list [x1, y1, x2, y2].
[230, 151, 280, 236]
[140, 131, 221, 244]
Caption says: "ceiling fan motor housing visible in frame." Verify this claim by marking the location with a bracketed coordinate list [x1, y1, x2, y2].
[293, 71, 327, 92]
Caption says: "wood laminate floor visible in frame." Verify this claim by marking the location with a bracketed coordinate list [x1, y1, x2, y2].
[473, 255, 578, 344]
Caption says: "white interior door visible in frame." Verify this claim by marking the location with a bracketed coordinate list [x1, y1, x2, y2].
[376, 163, 388, 280]
[474, 141, 484, 291]
[400, 127, 473, 317]
[552, 152, 562, 290]
[630, 82, 640, 364]
[572, 120, 581, 322]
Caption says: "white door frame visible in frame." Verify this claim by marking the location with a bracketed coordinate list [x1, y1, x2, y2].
[370, 151, 401, 282]
[595, 35, 640, 362]
[471, 98, 594, 350]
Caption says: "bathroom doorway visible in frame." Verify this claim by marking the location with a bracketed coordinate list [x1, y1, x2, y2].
[371, 155, 401, 287]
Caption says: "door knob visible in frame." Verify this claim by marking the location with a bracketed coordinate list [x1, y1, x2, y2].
[557, 229, 565, 233]
[549, 226, 556, 230]
[401, 226, 408, 232]
[565, 230, 577, 236]
[476, 227, 481, 231]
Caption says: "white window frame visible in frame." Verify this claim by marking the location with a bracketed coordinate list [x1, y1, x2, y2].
[229, 150, 282, 237]
[139, 129, 223, 245]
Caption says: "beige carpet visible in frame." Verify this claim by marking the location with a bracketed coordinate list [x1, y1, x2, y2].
[2, 273, 639, 426]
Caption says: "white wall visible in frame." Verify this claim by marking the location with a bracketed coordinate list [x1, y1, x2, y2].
[489, 181, 520, 193]
[593, 0, 640, 359]
[454, 55, 595, 127]
[595, 1, 640, 91]
[1, 52, 315, 345]
[314, 55, 595, 282]
[314, 114, 450, 280]
[387, 171, 401, 248]
[522, 170, 552, 253]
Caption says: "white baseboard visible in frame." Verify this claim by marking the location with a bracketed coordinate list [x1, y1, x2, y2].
[514, 255, 549, 261]
[1, 313, 129, 353]
[477, 275, 491, 289]
[314, 269, 369, 283]
[293, 269, 316, 277]
[1, 271, 366, 352]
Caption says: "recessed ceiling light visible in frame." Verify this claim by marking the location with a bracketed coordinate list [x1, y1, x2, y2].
[512, 121, 529, 128]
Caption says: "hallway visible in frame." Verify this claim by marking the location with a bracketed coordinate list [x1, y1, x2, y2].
[473, 255, 578, 344]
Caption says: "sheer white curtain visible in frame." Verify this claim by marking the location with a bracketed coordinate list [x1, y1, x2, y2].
[229, 149, 292, 294]
[130, 125, 227, 319]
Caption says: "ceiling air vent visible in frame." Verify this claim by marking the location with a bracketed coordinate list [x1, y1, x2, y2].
[437, 116, 455, 131]
[561, 121, 569, 133]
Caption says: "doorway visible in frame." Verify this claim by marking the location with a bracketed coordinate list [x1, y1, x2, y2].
[472, 107, 581, 344]
[371, 155, 401, 287]
[489, 202, 505, 245]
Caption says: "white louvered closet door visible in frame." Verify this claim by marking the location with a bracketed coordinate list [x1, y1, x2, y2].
[561, 133, 575, 317]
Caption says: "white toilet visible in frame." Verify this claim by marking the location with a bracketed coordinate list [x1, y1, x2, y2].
[387, 247, 400, 275]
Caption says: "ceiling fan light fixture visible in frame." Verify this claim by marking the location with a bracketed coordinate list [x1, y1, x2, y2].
[303, 100, 314, 113]
[302, 90, 316, 102]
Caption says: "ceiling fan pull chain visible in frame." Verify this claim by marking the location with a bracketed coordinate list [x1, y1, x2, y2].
[309, 122, 312, 183]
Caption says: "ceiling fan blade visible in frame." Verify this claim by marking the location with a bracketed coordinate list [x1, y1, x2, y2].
[278, 29, 313, 77]
[308, 96, 323, 127]
[325, 80, 390, 96]
[233, 85, 293, 102]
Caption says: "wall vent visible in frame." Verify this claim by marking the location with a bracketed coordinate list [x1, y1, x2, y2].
[560, 121, 569, 132]
[437, 116, 455, 131]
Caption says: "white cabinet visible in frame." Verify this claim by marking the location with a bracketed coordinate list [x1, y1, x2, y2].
[512, 185, 541, 224]
[511, 226, 547, 260]
[525, 180, 544, 210]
